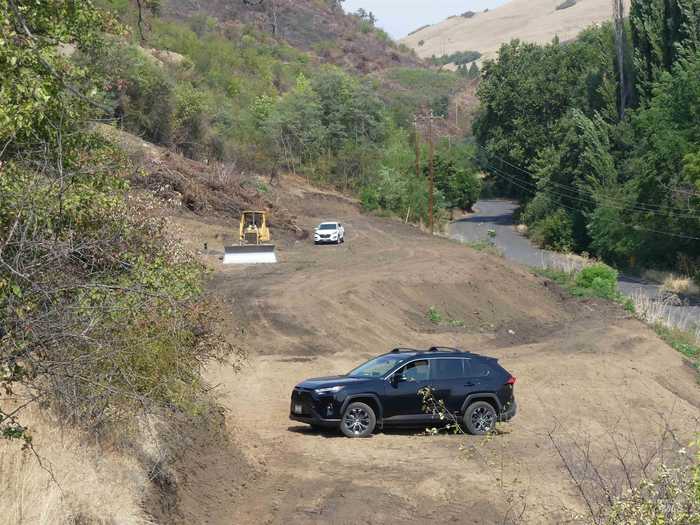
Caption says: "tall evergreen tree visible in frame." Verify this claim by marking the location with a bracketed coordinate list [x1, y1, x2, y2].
[630, 0, 700, 96]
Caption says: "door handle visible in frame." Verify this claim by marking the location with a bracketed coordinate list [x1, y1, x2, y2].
[464, 381, 476, 387]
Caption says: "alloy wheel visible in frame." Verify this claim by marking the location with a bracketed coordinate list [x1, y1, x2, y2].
[343, 407, 370, 435]
[470, 406, 495, 433]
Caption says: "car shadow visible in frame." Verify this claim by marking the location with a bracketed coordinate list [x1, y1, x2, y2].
[287, 425, 465, 439]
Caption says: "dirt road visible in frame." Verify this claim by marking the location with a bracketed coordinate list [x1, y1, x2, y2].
[175, 177, 700, 524]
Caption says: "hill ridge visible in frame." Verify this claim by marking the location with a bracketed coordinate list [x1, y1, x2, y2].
[401, 0, 626, 62]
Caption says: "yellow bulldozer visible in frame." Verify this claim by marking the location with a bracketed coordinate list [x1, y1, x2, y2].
[223, 211, 277, 264]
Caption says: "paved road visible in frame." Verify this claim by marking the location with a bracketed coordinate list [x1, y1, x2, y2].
[450, 199, 700, 328]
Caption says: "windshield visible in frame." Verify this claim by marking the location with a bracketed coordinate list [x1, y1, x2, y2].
[348, 354, 411, 378]
[318, 223, 337, 230]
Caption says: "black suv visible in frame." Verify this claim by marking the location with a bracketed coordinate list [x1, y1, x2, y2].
[290, 347, 517, 438]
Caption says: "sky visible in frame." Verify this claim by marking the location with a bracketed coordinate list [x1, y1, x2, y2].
[342, 0, 510, 39]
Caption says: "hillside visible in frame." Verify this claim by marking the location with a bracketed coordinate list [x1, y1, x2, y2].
[401, 0, 625, 62]
[4, 2, 699, 524]
[160, 0, 420, 73]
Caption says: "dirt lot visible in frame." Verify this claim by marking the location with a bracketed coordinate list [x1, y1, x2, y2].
[171, 176, 700, 524]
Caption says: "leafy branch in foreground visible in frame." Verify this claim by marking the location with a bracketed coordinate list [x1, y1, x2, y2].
[549, 418, 700, 524]
[418, 386, 464, 434]
[0, 0, 231, 443]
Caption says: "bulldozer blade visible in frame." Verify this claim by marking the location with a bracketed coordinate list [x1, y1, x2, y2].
[223, 245, 277, 265]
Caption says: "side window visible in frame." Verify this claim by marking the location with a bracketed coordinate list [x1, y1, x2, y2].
[401, 360, 429, 381]
[469, 361, 491, 378]
[431, 359, 464, 380]
[462, 359, 472, 377]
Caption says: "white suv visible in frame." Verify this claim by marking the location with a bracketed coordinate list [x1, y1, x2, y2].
[314, 222, 345, 245]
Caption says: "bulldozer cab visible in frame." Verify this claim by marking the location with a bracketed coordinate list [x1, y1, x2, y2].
[240, 211, 270, 245]
[243, 211, 264, 229]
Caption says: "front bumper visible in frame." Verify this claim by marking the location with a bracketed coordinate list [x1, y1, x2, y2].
[290, 387, 342, 427]
[314, 236, 338, 243]
[499, 400, 517, 422]
[289, 411, 341, 428]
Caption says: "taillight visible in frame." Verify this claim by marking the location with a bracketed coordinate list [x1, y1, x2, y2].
[506, 376, 516, 385]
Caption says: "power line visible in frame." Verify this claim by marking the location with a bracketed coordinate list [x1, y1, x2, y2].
[477, 146, 700, 220]
[659, 181, 700, 198]
[479, 145, 700, 217]
[480, 161, 700, 241]
[495, 166, 700, 221]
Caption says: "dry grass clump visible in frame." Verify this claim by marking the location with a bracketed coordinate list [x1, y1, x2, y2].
[0, 407, 152, 525]
[540, 251, 594, 274]
[631, 291, 700, 341]
[644, 270, 700, 296]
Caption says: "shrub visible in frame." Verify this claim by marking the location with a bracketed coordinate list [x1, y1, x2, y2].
[575, 263, 619, 298]
[531, 209, 574, 252]
[556, 0, 577, 10]
[360, 185, 380, 211]
[605, 459, 700, 524]
[374, 28, 392, 44]
[359, 20, 373, 34]
[407, 25, 431, 37]
[426, 306, 442, 324]
[89, 43, 176, 145]
[521, 192, 554, 226]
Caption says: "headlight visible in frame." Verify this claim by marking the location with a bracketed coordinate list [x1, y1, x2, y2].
[315, 385, 344, 394]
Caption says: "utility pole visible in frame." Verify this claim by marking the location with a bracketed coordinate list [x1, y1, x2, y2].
[413, 116, 421, 182]
[612, 0, 626, 119]
[428, 111, 435, 234]
[414, 110, 443, 234]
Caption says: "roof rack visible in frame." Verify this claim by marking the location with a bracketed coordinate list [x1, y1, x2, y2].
[390, 347, 421, 353]
[428, 346, 467, 353]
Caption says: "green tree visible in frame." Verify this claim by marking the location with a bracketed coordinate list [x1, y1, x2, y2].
[430, 155, 481, 211]
[474, 26, 618, 196]
[310, 66, 386, 155]
[630, 0, 700, 97]
[265, 74, 327, 169]
[1, 0, 228, 443]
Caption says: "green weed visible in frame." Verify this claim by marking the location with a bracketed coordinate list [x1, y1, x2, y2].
[426, 306, 443, 324]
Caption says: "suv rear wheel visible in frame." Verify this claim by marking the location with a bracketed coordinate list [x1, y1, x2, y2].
[463, 401, 497, 435]
[340, 402, 376, 438]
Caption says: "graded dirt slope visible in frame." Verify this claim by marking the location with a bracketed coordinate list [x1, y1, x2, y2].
[168, 175, 700, 524]
[401, 0, 626, 62]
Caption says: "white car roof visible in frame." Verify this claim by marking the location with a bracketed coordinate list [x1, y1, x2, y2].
[319, 221, 339, 226]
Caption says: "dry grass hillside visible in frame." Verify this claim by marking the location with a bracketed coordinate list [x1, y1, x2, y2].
[161, 0, 421, 73]
[401, 0, 627, 62]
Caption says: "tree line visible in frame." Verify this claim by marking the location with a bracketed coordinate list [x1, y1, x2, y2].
[85, 3, 480, 226]
[474, 0, 700, 277]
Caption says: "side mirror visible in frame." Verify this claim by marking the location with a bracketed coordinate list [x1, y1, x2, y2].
[392, 373, 407, 385]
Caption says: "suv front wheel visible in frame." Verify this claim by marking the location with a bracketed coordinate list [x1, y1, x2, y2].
[463, 401, 497, 435]
[340, 401, 376, 438]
